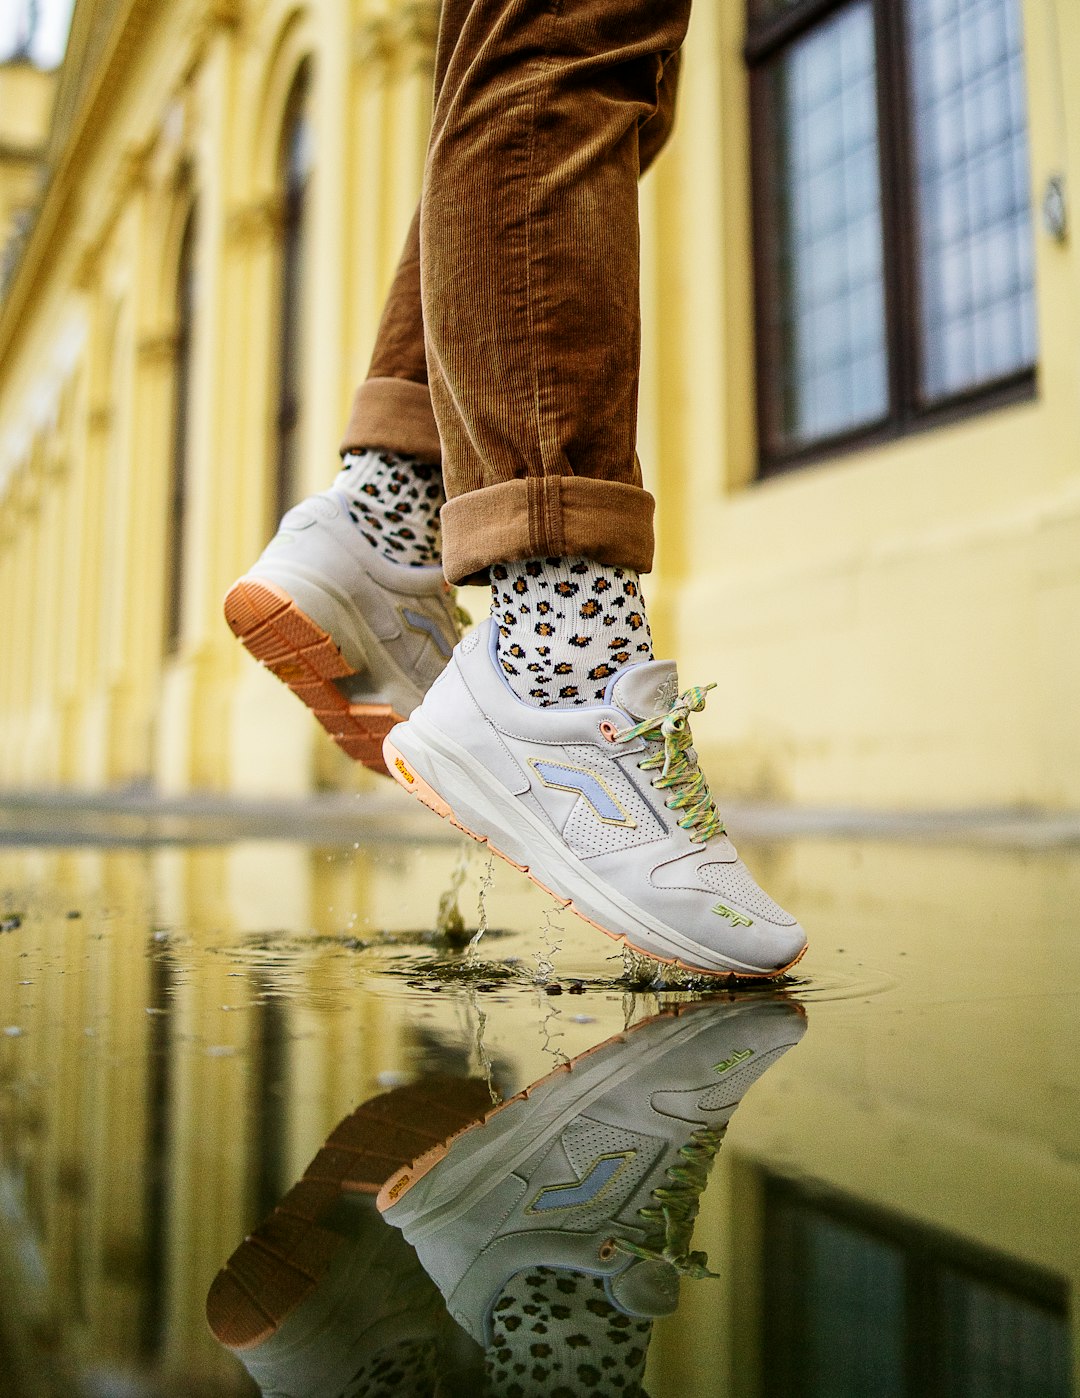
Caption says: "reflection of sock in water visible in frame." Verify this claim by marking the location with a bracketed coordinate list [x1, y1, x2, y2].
[485, 1266, 652, 1397]
[342, 1335, 438, 1396]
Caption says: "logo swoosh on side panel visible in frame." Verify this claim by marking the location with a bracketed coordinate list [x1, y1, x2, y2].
[401, 608, 454, 660]
[529, 758, 637, 828]
[526, 1152, 636, 1213]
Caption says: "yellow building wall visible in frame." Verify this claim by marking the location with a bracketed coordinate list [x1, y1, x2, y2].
[0, 61, 55, 277]
[642, 1, 1080, 811]
[0, 0, 1078, 810]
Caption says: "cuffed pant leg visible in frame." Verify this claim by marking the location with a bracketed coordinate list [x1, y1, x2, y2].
[423, 0, 691, 584]
[340, 1, 479, 466]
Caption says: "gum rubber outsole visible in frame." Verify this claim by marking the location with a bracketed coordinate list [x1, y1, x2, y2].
[382, 737, 807, 985]
[205, 1077, 493, 1352]
[224, 577, 404, 774]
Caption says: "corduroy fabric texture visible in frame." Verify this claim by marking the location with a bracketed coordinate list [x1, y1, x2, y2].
[342, 0, 689, 585]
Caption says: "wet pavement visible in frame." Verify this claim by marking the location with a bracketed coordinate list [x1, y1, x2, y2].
[0, 799, 1076, 1396]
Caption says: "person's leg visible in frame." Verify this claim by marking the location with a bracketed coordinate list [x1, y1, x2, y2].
[223, 7, 491, 774]
[384, 1, 807, 978]
[341, 17, 683, 471]
[333, 206, 445, 574]
[415, 1, 686, 710]
[332, 3, 686, 711]
[424, 0, 690, 585]
[223, 220, 457, 771]
[225, 1, 687, 765]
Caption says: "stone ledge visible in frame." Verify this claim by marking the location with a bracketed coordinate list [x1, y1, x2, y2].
[0, 789, 1078, 849]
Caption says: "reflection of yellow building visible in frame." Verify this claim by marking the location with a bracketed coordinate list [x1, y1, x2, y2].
[1, 0, 1079, 810]
[0, 838, 1076, 1391]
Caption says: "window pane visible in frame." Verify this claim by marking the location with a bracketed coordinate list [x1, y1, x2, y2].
[751, 0, 804, 17]
[764, 1195, 906, 1398]
[909, 0, 1038, 400]
[764, 1, 889, 449]
[938, 1267, 1071, 1398]
[802, 1214, 907, 1398]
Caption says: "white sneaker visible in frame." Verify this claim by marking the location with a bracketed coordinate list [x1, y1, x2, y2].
[224, 489, 462, 772]
[382, 619, 807, 977]
[378, 997, 806, 1347]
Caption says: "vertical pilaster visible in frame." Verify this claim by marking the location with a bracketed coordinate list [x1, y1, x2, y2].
[0, 501, 16, 779]
[183, 19, 243, 790]
[75, 272, 117, 788]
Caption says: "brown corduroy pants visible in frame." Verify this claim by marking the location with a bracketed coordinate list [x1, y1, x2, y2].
[340, 0, 690, 585]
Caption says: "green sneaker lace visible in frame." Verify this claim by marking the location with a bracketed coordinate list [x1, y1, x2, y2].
[615, 685, 726, 843]
[612, 1122, 729, 1280]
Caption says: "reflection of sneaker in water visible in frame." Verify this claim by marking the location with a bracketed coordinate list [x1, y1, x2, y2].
[224, 490, 462, 772]
[384, 618, 807, 976]
[378, 997, 806, 1354]
[206, 1077, 490, 1397]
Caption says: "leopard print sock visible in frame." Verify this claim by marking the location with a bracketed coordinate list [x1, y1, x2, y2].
[485, 1266, 653, 1397]
[339, 1335, 438, 1397]
[491, 558, 654, 708]
[335, 449, 444, 567]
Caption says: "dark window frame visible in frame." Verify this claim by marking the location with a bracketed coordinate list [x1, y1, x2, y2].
[165, 205, 197, 657]
[746, 0, 1038, 477]
[273, 59, 313, 528]
[761, 1173, 1070, 1398]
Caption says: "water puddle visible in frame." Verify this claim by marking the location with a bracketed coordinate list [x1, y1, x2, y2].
[0, 832, 1075, 1396]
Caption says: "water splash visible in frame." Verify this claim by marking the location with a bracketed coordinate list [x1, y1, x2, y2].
[533, 905, 564, 983]
[537, 994, 569, 1068]
[435, 842, 473, 946]
[466, 988, 500, 1104]
[464, 852, 496, 965]
[618, 945, 751, 993]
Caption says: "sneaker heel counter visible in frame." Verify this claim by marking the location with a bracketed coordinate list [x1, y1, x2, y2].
[419, 650, 461, 717]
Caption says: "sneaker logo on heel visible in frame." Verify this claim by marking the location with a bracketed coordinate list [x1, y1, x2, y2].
[712, 903, 753, 927]
[385, 1173, 412, 1202]
[394, 757, 416, 784]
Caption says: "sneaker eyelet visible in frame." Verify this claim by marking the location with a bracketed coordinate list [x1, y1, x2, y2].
[598, 1239, 618, 1261]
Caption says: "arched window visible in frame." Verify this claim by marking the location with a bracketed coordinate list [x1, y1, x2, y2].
[165, 207, 196, 655]
[273, 61, 313, 526]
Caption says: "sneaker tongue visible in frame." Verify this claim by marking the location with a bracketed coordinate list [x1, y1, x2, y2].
[609, 661, 680, 721]
[605, 1256, 682, 1317]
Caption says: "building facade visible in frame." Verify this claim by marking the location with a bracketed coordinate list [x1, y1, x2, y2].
[1, 0, 1079, 810]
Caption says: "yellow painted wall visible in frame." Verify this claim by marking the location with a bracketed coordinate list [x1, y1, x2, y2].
[0, 0, 1078, 810]
[0, 61, 54, 279]
[642, 0, 1080, 811]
